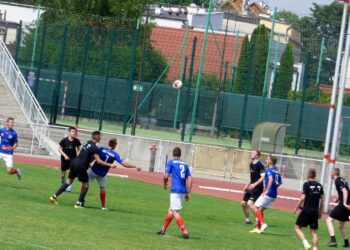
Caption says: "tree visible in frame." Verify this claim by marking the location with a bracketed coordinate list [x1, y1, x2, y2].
[272, 42, 294, 99]
[250, 25, 268, 96]
[234, 35, 250, 94]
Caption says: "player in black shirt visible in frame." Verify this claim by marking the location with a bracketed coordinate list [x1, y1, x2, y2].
[58, 127, 81, 192]
[241, 150, 265, 224]
[326, 168, 350, 248]
[50, 131, 115, 208]
[294, 168, 324, 250]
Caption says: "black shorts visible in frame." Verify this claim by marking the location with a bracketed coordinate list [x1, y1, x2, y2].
[330, 204, 350, 222]
[242, 188, 263, 202]
[61, 159, 71, 171]
[68, 162, 88, 183]
[296, 211, 319, 230]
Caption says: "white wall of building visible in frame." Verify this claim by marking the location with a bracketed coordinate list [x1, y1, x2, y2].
[0, 3, 39, 25]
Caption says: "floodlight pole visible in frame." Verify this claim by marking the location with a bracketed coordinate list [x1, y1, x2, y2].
[31, 4, 41, 69]
[320, 1, 348, 196]
[324, 0, 350, 213]
[315, 37, 325, 101]
[189, 0, 214, 142]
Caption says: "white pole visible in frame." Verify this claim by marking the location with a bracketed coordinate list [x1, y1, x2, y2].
[320, 1, 348, 187]
[324, 3, 350, 213]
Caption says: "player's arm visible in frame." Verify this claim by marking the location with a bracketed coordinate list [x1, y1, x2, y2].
[58, 146, 70, 160]
[11, 142, 18, 151]
[319, 194, 325, 217]
[121, 161, 141, 171]
[264, 175, 273, 195]
[293, 194, 305, 213]
[163, 173, 170, 190]
[93, 154, 115, 168]
[341, 187, 350, 210]
[248, 175, 264, 190]
[185, 176, 192, 201]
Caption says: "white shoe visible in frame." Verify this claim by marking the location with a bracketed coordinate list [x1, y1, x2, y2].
[304, 243, 311, 250]
[16, 168, 22, 181]
[101, 207, 108, 211]
[259, 224, 268, 233]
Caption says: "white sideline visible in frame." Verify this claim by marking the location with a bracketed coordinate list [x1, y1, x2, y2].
[198, 185, 337, 206]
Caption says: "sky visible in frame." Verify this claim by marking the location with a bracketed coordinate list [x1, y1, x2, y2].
[264, 0, 335, 16]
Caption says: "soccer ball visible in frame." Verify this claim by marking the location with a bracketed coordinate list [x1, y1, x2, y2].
[172, 80, 182, 89]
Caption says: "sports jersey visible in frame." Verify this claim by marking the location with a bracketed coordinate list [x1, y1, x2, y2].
[59, 137, 81, 160]
[166, 159, 191, 194]
[250, 160, 265, 190]
[302, 180, 324, 214]
[264, 166, 282, 198]
[72, 140, 98, 169]
[335, 177, 350, 205]
[0, 127, 18, 155]
[91, 147, 123, 177]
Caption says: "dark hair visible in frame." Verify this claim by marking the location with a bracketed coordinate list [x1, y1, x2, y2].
[92, 131, 101, 140]
[333, 167, 340, 176]
[270, 156, 277, 166]
[173, 147, 181, 157]
[108, 138, 117, 149]
[307, 168, 316, 179]
[7, 117, 14, 122]
[68, 126, 76, 132]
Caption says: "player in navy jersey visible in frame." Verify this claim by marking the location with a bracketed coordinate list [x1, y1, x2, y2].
[248, 155, 282, 234]
[294, 168, 324, 250]
[58, 127, 81, 192]
[326, 168, 350, 248]
[0, 117, 21, 180]
[88, 138, 141, 210]
[241, 150, 265, 224]
[50, 131, 114, 208]
[157, 147, 192, 239]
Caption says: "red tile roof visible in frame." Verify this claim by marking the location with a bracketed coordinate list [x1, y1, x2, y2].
[150, 26, 244, 81]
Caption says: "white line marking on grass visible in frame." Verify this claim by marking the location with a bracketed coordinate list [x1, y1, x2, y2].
[198, 186, 337, 206]
[0, 238, 54, 250]
[108, 173, 129, 179]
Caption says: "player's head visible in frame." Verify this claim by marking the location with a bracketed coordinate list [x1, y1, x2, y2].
[173, 147, 181, 158]
[68, 127, 77, 137]
[268, 155, 277, 167]
[307, 168, 316, 180]
[91, 131, 101, 142]
[108, 138, 117, 150]
[331, 167, 340, 179]
[6, 117, 14, 129]
[251, 150, 260, 160]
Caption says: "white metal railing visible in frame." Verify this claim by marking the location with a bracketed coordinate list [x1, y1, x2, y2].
[0, 39, 49, 147]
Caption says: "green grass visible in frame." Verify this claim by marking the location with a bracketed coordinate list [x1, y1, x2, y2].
[0, 163, 337, 249]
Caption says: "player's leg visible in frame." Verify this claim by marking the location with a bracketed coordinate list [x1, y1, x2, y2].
[75, 166, 90, 208]
[295, 212, 312, 249]
[49, 178, 74, 204]
[339, 221, 350, 247]
[310, 229, 318, 250]
[98, 175, 107, 210]
[326, 216, 337, 247]
[294, 225, 311, 249]
[3, 154, 21, 180]
[173, 210, 189, 239]
[158, 208, 174, 235]
[241, 191, 251, 224]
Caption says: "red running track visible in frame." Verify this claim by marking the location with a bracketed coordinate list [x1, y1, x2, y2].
[14, 155, 331, 213]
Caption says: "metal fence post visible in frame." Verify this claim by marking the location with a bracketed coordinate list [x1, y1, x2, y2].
[295, 53, 311, 154]
[75, 26, 91, 126]
[149, 144, 158, 172]
[50, 25, 68, 125]
[34, 23, 47, 98]
[239, 46, 254, 148]
[15, 20, 22, 63]
[99, 28, 116, 131]
[315, 37, 325, 102]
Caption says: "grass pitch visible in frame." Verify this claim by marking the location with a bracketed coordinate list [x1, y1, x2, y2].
[0, 164, 337, 249]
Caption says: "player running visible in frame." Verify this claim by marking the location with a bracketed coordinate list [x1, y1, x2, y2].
[88, 138, 141, 210]
[0, 117, 21, 180]
[157, 147, 192, 239]
[58, 127, 81, 192]
[326, 168, 350, 248]
[294, 168, 324, 250]
[241, 150, 265, 225]
[248, 155, 282, 234]
[50, 131, 114, 208]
